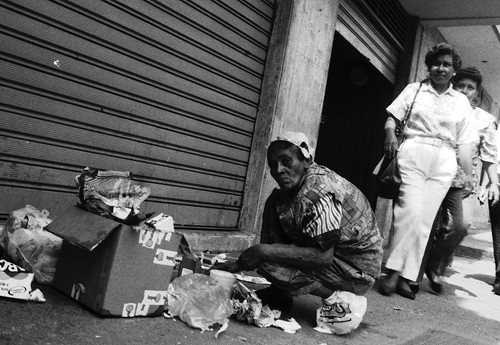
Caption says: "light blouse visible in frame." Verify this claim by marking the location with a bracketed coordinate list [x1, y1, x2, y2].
[386, 80, 476, 147]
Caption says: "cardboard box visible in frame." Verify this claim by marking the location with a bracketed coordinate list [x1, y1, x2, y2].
[45, 206, 184, 317]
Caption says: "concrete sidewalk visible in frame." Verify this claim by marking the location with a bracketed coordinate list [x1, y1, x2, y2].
[456, 224, 495, 261]
[1, 254, 499, 345]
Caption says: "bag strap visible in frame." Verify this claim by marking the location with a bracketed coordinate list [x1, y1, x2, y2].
[395, 81, 423, 138]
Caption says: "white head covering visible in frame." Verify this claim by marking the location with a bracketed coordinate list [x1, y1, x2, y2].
[271, 131, 315, 160]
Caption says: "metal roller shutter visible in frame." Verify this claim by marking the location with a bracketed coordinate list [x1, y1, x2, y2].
[336, 0, 408, 83]
[0, 0, 275, 230]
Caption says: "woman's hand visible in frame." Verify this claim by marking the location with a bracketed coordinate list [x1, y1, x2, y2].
[384, 129, 399, 158]
[478, 184, 488, 205]
[211, 261, 241, 273]
[488, 183, 500, 206]
[236, 244, 264, 271]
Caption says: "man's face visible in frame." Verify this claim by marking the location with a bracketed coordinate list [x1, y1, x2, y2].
[453, 77, 478, 103]
[267, 145, 309, 194]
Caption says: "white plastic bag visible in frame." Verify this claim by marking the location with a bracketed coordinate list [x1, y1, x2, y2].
[314, 291, 367, 335]
[0, 205, 62, 284]
[164, 274, 233, 336]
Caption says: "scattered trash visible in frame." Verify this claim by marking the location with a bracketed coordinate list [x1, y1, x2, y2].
[235, 272, 271, 285]
[232, 282, 271, 326]
[75, 167, 151, 224]
[0, 258, 34, 301]
[393, 306, 402, 310]
[231, 282, 300, 333]
[164, 274, 233, 338]
[273, 318, 301, 333]
[0, 205, 61, 284]
[145, 213, 174, 232]
[209, 270, 237, 298]
[28, 288, 46, 302]
[238, 336, 248, 342]
[210, 253, 228, 265]
[314, 291, 367, 335]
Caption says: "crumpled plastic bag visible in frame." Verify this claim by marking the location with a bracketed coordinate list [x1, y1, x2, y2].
[164, 274, 233, 337]
[75, 167, 151, 223]
[0, 205, 61, 284]
[232, 282, 278, 327]
[314, 291, 367, 335]
[231, 283, 300, 332]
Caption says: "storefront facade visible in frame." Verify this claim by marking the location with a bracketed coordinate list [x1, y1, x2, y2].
[3, 0, 489, 251]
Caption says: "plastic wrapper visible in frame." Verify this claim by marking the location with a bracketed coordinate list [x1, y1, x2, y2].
[231, 282, 281, 328]
[314, 291, 367, 335]
[0, 205, 61, 284]
[0, 258, 34, 300]
[75, 167, 151, 223]
[164, 274, 233, 337]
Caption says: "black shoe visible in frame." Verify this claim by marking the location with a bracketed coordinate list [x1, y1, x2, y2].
[378, 270, 399, 296]
[409, 282, 420, 294]
[255, 286, 293, 313]
[396, 278, 415, 300]
[426, 269, 443, 294]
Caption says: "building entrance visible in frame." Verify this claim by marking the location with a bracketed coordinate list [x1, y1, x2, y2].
[315, 33, 395, 208]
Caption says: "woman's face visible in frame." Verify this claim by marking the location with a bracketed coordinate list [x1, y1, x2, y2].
[429, 54, 455, 88]
[453, 77, 479, 103]
[267, 145, 309, 194]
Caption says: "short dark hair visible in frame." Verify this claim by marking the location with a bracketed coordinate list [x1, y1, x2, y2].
[453, 66, 483, 89]
[424, 43, 462, 71]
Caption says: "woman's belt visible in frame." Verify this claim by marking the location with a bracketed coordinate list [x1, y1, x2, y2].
[405, 135, 451, 147]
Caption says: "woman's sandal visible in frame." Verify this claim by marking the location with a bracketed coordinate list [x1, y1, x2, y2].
[378, 270, 399, 296]
[396, 278, 415, 300]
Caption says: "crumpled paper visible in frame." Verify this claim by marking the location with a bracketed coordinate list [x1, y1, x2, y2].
[232, 283, 301, 333]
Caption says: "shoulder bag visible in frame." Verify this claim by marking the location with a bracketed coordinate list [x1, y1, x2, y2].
[376, 82, 423, 199]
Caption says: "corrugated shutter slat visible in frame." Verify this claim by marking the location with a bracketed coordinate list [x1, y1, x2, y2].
[0, 0, 275, 230]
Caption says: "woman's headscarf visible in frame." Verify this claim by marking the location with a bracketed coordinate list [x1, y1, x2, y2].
[271, 131, 315, 160]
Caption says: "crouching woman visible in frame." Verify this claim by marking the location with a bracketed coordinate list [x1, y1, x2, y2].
[215, 132, 383, 312]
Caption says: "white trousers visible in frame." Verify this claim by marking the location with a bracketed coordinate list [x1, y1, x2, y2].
[385, 137, 457, 281]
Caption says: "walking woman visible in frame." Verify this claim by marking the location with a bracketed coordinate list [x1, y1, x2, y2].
[426, 67, 499, 293]
[378, 43, 476, 299]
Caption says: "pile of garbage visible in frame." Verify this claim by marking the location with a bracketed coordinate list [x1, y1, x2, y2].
[164, 272, 367, 338]
[0, 167, 153, 302]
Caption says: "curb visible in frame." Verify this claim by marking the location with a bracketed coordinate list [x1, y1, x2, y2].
[455, 243, 494, 261]
[454, 227, 494, 261]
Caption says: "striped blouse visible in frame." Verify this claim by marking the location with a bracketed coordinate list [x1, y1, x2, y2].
[263, 163, 383, 279]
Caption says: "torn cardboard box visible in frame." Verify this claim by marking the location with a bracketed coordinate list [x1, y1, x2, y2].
[45, 206, 185, 317]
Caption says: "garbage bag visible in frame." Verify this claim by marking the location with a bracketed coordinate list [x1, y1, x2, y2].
[314, 291, 367, 335]
[0, 205, 62, 284]
[165, 274, 233, 334]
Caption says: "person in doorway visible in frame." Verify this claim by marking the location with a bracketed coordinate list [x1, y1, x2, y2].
[424, 67, 499, 294]
[378, 43, 476, 300]
[214, 131, 383, 314]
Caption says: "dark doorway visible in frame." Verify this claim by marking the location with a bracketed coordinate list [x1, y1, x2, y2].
[315, 33, 394, 209]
